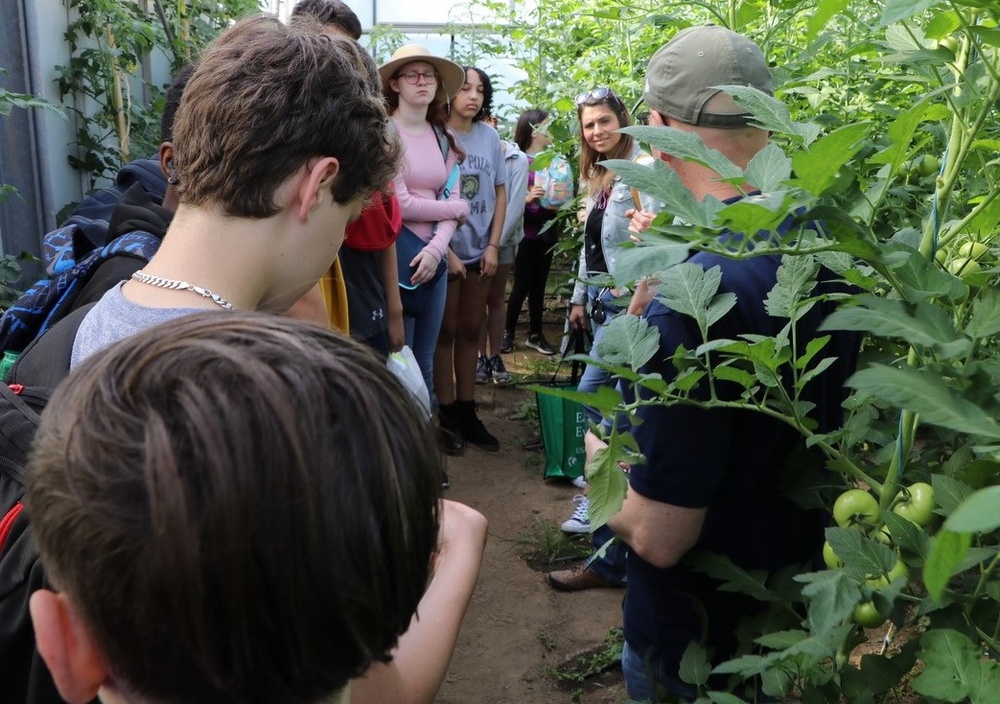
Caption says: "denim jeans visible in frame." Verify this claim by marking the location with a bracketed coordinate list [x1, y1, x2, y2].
[577, 286, 620, 427]
[622, 641, 697, 703]
[403, 271, 447, 410]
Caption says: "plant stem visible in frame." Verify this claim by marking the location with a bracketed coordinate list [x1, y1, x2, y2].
[104, 23, 130, 164]
[179, 0, 191, 60]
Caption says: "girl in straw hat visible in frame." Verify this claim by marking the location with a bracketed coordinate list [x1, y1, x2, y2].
[380, 45, 469, 433]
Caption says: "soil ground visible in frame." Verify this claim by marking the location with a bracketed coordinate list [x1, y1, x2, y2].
[435, 313, 629, 704]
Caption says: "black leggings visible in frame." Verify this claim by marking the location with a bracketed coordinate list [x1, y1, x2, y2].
[504, 237, 555, 336]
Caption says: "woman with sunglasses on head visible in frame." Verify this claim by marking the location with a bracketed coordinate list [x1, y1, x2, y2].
[435, 66, 507, 455]
[379, 46, 470, 416]
[546, 87, 661, 592]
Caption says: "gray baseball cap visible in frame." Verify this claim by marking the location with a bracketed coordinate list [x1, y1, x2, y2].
[643, 24, 773, 129]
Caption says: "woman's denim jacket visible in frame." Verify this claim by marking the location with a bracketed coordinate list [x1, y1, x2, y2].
[570, 144, 662, 307]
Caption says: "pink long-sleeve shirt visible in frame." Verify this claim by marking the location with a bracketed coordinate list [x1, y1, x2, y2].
[391, 119, 469, 263]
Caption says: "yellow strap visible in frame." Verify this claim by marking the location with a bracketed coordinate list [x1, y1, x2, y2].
[630, 152, 652, 211]
[319, 256, 350, 334]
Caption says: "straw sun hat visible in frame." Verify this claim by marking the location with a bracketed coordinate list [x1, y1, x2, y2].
[378, 44, 466, 104]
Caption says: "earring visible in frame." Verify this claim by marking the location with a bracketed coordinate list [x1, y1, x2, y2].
[166, 159, 179, 186]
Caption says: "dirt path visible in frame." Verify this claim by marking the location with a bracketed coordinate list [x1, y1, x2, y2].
[434, 330, 629, 704]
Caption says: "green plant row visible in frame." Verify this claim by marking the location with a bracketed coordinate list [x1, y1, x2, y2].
[446, 0, 1000, 700]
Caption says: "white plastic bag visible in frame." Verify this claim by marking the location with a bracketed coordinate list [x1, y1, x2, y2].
[387, 345, 431, 418]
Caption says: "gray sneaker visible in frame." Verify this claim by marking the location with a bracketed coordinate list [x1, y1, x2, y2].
[525, 334, 557, 355]
[490, 354, 511, 384]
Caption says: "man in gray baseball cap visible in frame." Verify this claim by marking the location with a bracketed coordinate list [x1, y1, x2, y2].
[592, 24, 860, 701]
[643, 23, 773, 128]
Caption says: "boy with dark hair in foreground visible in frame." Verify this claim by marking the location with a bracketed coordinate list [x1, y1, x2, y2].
[27, 312, 487, 704]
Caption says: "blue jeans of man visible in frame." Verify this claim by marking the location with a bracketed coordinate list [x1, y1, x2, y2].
[403, 270, 447, 410]
[622, 641, 698, 703]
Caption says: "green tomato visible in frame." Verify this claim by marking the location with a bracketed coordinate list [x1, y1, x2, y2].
[936, 36, 959, 54]
[853, 601, 886, 628]
[958, 241, 989, 260]
[892, 482, 935, 527]
[867, 559, 909, 588]
[833, 489, 880, 529]
[823, 541, 843, 569]
[916, 154, 941, 177]
[947, 257, 982, 280]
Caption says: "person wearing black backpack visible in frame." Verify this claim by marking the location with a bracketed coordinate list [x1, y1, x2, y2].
[0, 14, 401, 704]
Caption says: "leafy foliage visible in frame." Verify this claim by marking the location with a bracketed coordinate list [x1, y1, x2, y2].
[500, 0, 1000, 699]
[57, 0, 261, 188]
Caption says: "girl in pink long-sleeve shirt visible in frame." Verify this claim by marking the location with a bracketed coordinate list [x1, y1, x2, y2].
[379, 46, 469, 432]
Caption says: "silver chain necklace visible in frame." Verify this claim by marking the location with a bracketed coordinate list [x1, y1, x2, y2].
[130, 270, 235, 311]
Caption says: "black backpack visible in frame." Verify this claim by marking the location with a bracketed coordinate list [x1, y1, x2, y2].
[0, 161, 167, 703]
[0, 304, 94, 704]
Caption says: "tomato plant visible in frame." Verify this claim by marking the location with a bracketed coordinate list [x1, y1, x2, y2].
[512, 0, 1000, 700]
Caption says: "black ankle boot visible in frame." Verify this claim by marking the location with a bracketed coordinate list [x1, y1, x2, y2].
[456, 399, 499, 452]
[437, 403, 465, 456]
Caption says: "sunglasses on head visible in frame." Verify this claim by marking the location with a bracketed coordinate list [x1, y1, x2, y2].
[575, 87, 625, 109]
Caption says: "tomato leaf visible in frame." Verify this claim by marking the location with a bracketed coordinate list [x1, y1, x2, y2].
[720, 85, 821, 145]
[612, 241, 689, 287]
[584, 431, 636, 530]
[743, 143, 792, 194]
[860, 650, 919, 695]
[594, 314, 661, 370]
[966, 288, 1000, 338]
[706, 692, 748, 704]
[820, 295, 969, 357]
[718, 193, 795, 236]
[602, 157, 719, 228]
[616, 126, 743, 180]
[796, 568, 861, 637]
[911, 628, 991, 702]
[923, 530, 972, 602]
[882, 511, 930, 563]
[881, 0, 940, 26]
[845, 365, 1000, 439]
[766, 254, 820, 319]
[754, 629, 810, 649]
[688, 552, 779, 603]
[712, 653, 770, 677]
[678, 641, 711, 687]
[932, 474, 975, 516]
[825, 526, 898, 576]
[657, 263, 735, 339]
[944, 485, 1000, 533]
[806, 0, 849, 41]
[791, 123, 870, 196]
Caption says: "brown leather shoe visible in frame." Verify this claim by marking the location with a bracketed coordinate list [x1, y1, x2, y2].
[546, 562, 624, 591]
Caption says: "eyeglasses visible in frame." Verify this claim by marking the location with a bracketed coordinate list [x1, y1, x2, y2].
[575, 87, 625, 109]
[397, 70, 438, 85]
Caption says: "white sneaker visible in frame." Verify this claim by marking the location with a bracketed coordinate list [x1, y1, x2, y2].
[561, 494, 591, 534]
[571, 475, 588, 489]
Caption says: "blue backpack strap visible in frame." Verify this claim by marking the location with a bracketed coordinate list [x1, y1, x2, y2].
[0, 230, 160, 354]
